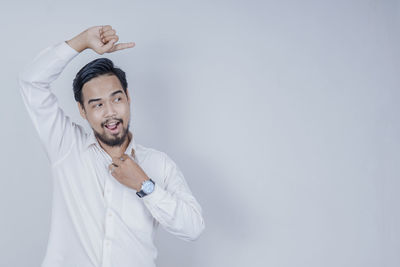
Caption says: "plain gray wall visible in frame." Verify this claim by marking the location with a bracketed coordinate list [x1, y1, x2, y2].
[0, 0, 399, 266]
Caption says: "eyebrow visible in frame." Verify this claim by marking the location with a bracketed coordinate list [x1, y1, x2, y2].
[87, 90, 124, 105]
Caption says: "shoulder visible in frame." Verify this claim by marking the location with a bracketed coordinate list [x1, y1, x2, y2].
[135, 144, 180, 174]
[135, 144, 171, 163]
[135, 145, 179, 185]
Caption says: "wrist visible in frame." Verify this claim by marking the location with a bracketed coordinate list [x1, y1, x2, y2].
[131, 176, 148, 192]
[136, 176, 149, 191]
[66, 30, 88, 53]
[136, 178, 155, 198]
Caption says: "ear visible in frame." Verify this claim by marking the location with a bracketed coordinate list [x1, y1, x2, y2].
[77, 102, 87, 120]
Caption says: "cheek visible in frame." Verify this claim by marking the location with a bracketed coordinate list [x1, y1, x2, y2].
[87, 112, 104, 128]
[118, 105, 131, 119]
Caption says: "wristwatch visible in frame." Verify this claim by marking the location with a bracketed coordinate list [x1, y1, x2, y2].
[136, 178, 155, 198]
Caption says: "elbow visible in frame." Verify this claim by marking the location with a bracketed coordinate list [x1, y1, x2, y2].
[18, 73, 29, 98]
[18, 65, 39, 87]
[190, 223, 205, 241]
[18, 70, 38, 99]
[183, 216, 205, 242]
[18, 69, 29, 84]
[18, 70, 33, 87]
[18, 71, 31, 92]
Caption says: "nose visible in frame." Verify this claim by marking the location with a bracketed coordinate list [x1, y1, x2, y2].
[104, 101, 117, 117]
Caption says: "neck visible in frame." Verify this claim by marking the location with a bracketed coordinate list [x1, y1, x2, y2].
[98, 131, 132, 159]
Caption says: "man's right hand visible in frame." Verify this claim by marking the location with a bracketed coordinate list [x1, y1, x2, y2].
[66, 25, 135, 54]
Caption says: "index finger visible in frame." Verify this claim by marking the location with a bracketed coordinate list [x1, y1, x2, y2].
[110, 42, 136, 52]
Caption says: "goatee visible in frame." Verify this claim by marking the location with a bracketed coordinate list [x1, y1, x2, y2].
[93, 121, 130, 147]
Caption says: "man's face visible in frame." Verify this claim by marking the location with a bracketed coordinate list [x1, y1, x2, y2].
[78, 74, 131, 147]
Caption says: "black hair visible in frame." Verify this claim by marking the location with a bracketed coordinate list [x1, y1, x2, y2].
[73, 58, 128, 107]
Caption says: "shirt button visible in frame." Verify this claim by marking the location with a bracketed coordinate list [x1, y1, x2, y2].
[108, 212, 112, 217]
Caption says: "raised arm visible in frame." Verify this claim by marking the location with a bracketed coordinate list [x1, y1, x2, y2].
[67, 25, 135, 54]
[19, 25, 134, 165]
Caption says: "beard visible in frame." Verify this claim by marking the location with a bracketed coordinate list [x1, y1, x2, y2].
[93, 120, 130, 147]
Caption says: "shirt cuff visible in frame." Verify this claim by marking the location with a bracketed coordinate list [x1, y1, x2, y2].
[142, 183, 168, 206]
[54, 41, 79, 62]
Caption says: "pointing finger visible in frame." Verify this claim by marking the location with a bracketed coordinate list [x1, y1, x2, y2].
[110, 42, 136, 52]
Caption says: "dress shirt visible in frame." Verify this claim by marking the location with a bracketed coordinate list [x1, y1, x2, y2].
[19, 41, 205, 267]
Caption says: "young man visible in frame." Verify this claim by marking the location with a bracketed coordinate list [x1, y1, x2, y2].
[19, 25, 204, 267]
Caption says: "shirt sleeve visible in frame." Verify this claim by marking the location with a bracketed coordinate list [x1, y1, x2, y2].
[142, 153, 205, 241]
[19, 42, 81, 166]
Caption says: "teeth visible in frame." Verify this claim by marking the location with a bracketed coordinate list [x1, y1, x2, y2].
[106, 121, 118, 127]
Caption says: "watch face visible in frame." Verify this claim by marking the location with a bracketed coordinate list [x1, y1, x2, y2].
[142, 180, 155, 194]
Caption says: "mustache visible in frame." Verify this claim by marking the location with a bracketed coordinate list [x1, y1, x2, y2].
[101, 118, 123, 127]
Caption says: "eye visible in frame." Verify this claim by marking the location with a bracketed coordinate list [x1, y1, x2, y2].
[114, 97, 122, 102]
[94, 103, 102, 108]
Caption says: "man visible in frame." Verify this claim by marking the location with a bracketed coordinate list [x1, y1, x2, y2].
[19, 25, 205, 267]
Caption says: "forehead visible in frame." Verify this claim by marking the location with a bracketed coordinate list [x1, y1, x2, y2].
[82, 74, 124, 100]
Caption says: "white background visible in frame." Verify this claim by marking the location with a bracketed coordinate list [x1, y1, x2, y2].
[0, 0, 399, 266]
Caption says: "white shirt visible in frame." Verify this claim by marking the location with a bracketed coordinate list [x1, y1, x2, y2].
[19, 42, 205, 267]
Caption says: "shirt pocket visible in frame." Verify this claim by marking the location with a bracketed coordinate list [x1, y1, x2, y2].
[122, 188, 155, 235]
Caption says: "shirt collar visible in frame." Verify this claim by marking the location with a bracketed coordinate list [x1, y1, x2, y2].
[85, 130, 137, 155]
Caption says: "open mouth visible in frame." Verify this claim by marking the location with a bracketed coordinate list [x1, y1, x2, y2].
[104, 121, 121, 134]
